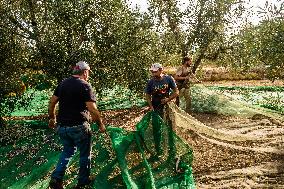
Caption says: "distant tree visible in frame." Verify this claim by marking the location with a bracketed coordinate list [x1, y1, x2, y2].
[147, 0, 245, 72]
[256, 1, 284, 80]
[214, 23, 260, 71]
[257, 19, 284, 80]
[215, 1, 284, 80]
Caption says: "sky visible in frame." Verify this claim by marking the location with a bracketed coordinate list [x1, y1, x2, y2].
[127, 0, 284, 25]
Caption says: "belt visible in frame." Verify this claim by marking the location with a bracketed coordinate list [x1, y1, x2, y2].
[57, 121, 87, 127]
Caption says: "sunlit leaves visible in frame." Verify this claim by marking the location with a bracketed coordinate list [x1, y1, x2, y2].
[148, 0, 245, 72]
[257, 19, 284, 80]
[0, 0, 163, 103]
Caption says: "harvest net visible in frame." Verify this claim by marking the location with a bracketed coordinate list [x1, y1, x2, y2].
[0, 104, 195, 189]
[179, 86, 284, 154]
[1, 85, 283, 188]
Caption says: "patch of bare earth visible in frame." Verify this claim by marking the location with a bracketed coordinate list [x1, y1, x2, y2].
[201, 79, 284, 87]
[102, 106, 147, 131]
[189, 113, 284, 189]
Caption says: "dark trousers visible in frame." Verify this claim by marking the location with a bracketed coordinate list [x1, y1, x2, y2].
[51, 123, 92, 185]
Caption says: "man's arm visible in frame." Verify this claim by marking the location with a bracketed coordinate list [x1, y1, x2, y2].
[86, 101, 105, 132]
[161, 87, 179, 104]
[174, 75, 189, 81]
[48, 95, 59, 128]
[145, 93, 154, 110]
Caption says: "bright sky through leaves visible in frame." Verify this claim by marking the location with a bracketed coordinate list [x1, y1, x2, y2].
[128, 0, 284, 25]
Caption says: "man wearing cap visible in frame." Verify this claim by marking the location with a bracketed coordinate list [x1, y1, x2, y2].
[48, 61, 105, 189]
[145, 63, 179, 116]
[145, 63, 179, 156]
[174, 57, 199, 113]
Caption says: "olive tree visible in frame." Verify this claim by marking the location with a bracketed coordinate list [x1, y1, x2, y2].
[256, 1, 284, 80]
[0, 10, 30, 126]
[214, 1, 284, 80]
[0, 0, 163, 126]
[147, 0, 245, 72]
[1, 0, 161, 89]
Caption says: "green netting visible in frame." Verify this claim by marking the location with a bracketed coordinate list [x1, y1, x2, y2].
[191, 85, 284, 120]
[2, 85, 283, 188]
[9, 90, 52, 117]
[206, 86, 284, 113]
[7, 85, 284, 117]
[207, 85, 284, 92]
[174, 85, 284, 155]
[1, 111, 195, 189]
[8, 87, 147, 117]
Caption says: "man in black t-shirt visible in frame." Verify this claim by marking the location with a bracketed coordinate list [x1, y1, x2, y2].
[48, 61, 105, 189]
[145, 63, 179, 156]
[145, 63, 179, 117]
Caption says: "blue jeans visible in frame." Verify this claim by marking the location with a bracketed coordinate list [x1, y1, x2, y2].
[51, 122, 92, 185]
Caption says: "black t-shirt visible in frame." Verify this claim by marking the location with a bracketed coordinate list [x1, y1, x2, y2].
[145, 75, 177, 108]
[54, 76, 96, 125]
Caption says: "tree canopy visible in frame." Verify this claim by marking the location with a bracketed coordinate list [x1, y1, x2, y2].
[0, 0, 283, 123]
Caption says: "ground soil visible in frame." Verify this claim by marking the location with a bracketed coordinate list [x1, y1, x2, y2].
[189, 80, 284, 188]
[189, 113, 284, 189]
[104, 108, 284, 188]
[5, 80, 283, 188]
[201, 79, 284, 87]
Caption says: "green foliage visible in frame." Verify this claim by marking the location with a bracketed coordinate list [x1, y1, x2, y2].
[214, 1, 284, 80]
[148, 0, 245, 71]
[214, 24, 261, 71]
[21, 73, 55, 90]
[1, 0, 283, 122]
[216, 18, 284, 80]
[0, 0, 164, 122]
[256, 19, 284, 80]
[1, 0, 162, 95]
[0, 12, 32, 123]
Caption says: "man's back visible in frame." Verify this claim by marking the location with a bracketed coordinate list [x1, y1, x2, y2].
[55, 76, 96, 124]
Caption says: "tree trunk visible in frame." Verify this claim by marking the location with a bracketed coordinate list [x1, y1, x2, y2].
[192, 52, 205, 74]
